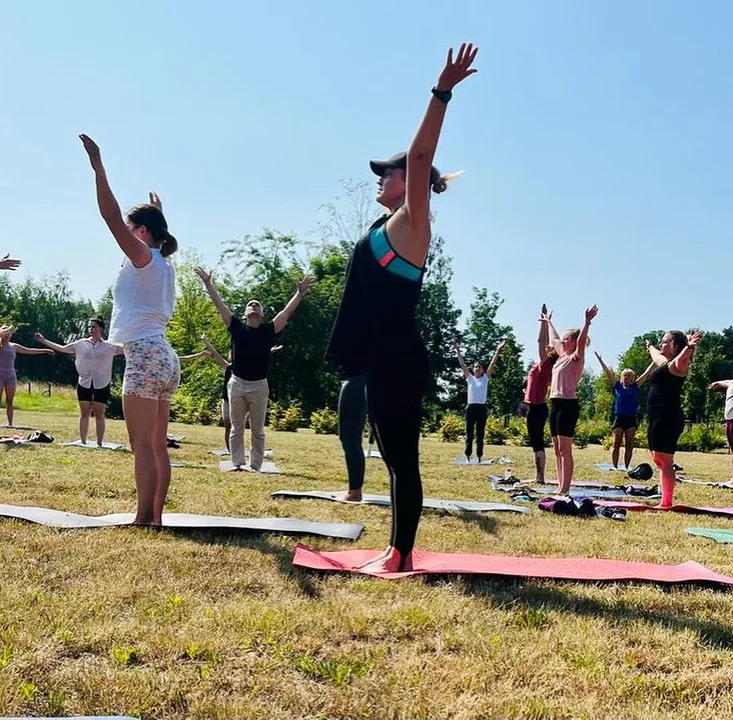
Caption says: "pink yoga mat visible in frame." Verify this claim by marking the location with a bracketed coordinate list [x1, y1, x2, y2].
[593, 500, 733, 517]
[292, 544, 733, 585]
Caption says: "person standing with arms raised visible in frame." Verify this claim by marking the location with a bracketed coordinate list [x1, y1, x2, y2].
[195, 268, 313, 470]
[80, 134, 180, 526]
[35, 317, 124, 446]
[327, 43, 479, 572]
[453, 338, 506, 463]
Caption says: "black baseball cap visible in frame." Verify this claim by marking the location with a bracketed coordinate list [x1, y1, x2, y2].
[370, 151, 441, 186]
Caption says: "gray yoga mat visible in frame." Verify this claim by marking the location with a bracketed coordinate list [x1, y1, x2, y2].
[454, 455, 514, 466]
[219, 460, 280, 473]
[271, 490, 529, 514]
[62, 440, 124, 450]
[594, 463, 631, 472]
[0, 504, 363, 540]
[211, 448, 273, 457]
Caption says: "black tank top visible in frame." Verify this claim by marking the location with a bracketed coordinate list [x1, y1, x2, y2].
[327, 215, 425, 372]
[647, 363, 685, 411]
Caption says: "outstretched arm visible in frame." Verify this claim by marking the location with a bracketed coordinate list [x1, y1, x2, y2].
[669, 331, 702, 377]
[452, 340, 470, 378]
[709, 379, 733, 391]
[201, 337, 230, 370]
[646, 340, 667, 367]
[636, 361, 655, 387]
[573, 305, 598, 364]
[194, 268, 233, 327]
[542, 310, 562, 355]
[33, 332, 76, 355]
[79, 135, 152, 268]
[13, 343, 54, 356]
[486, 339, 507, 377]
[178, 350, 209, 363]
[400, 44, 479, 261]
[594, 351, 616, 387]
[273, 276, 315, 334]
[537, 304, 550, 362]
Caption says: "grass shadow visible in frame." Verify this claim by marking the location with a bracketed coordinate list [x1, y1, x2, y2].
[451, 575, 733, 649]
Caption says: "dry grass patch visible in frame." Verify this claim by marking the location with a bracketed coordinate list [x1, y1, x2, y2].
[0, 411, 733, 718]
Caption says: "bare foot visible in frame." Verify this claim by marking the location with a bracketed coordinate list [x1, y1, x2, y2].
[332, 490, 362, 503]
[359, 548, 413, 574]
[355, 545, 392, 569]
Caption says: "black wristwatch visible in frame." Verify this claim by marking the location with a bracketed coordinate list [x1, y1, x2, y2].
[431, 87, 452, 104]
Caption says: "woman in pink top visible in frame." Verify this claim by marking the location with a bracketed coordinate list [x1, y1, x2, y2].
[545, 305, 598, 494]
[523, 304, 558, 482]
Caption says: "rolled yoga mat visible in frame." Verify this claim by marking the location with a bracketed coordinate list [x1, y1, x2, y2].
[686, 527, 733, 544]
[593, 499, 733, 518]
[291, 544, 733, 585]
[271, 489, 529, 514]
[0, 504, 363, 540]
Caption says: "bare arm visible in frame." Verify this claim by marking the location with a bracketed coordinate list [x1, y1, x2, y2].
[543, 312, 562, 355]
[669, 331, 702, 377]
[573, 305, 598, 365]
[79, 135, 151, 268]
[273, 276, 315, 335]
[636, 361, 655, 387]
[537, 304, 549, 362]
[0, 255, 21, 271]
[594, 351, 616, 387]
[33, 332, 76, 355]
[13, 343, 54, 356]
[486, 339, 506, 377]
[178, 350, 208, 363]
[389, 44, 478, 266]
[194, 268, 233, 327]
[709, 379, 733, 391]
[452, 340, 470, 378]
[201, 337, 230, 370]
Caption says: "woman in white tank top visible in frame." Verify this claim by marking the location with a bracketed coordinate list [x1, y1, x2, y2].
[80, 134, 180, 527]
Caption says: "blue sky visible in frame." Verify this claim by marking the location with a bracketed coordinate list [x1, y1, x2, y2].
[2, 1, 732, 367]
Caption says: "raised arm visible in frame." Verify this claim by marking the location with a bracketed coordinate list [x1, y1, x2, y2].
[12, 343, 54, 356]
[636, 361, 655, 387]
[387, 44, 478, 266]
[33, 332, 76, 355]
[709, 379, 733, 391]
[452, 340, 470, 378]
[486, 339, 507, 377]
[594, 351, 616, 387]
[273, 276, 315, 335]
[537, 304, 550, 362]
[79, 135, 151, 268]
[194, 268, 233, 327]
[645, 340, 667, 367]
[573, 305, 598, 365]
[201, 337, 230, 370]
[542, 310, 562, 355]
[669, 331, 702, 377]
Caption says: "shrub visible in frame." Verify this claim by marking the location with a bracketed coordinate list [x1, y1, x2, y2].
[484, 417, 507, 446]
[506, 416, 530, 447]
[678, 423, 726, 452]
[271, 402, 303, 432]
[438, 414, 464, 443]
[310, 408, 338, 435]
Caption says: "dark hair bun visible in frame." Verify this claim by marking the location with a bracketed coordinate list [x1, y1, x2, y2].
[160, 229, 178, 257]
[432, 179, 448, 194]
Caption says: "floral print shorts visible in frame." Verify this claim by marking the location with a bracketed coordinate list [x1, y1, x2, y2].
[122, 335, 180, 401]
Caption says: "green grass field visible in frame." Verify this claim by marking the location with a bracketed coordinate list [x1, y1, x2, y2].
[1, 405, 733, 719]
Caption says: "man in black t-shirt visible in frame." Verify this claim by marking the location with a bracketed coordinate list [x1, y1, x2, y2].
[196, 267, 314, 470]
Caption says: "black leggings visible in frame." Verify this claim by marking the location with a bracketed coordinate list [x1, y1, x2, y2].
[647, 407, 685, 454]
[526, 402, 548, 452]
[338, 374, 368, 491]
[367, 348, 430, 564]
[465, 404, 488, 458]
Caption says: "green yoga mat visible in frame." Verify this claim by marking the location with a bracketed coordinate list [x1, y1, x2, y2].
[686, 527, 733, 544]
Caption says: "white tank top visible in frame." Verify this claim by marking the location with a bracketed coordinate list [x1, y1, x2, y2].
[109, 249, 175, 343]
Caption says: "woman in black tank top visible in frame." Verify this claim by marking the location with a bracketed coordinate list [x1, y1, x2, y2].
[645, 329, 702, 507]
[327, 43, 479, 573]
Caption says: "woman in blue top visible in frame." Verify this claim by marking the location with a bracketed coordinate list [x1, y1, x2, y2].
[327, 43, 478, 573]
[595, 352, 653, 469]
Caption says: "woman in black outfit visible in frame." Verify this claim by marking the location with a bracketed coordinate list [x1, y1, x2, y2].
[327, 43, 478, 572]
[645, 330, 701, 507]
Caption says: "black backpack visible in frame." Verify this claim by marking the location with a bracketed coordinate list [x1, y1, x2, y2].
[627, 462, 653, 481]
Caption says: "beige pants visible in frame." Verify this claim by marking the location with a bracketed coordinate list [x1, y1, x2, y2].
[228, 376, 269, 469]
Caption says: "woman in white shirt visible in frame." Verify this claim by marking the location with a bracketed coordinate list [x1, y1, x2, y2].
[80, 134, 180, 526]
[35, 317, 123, 446]
[453, 339, 506, 462]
